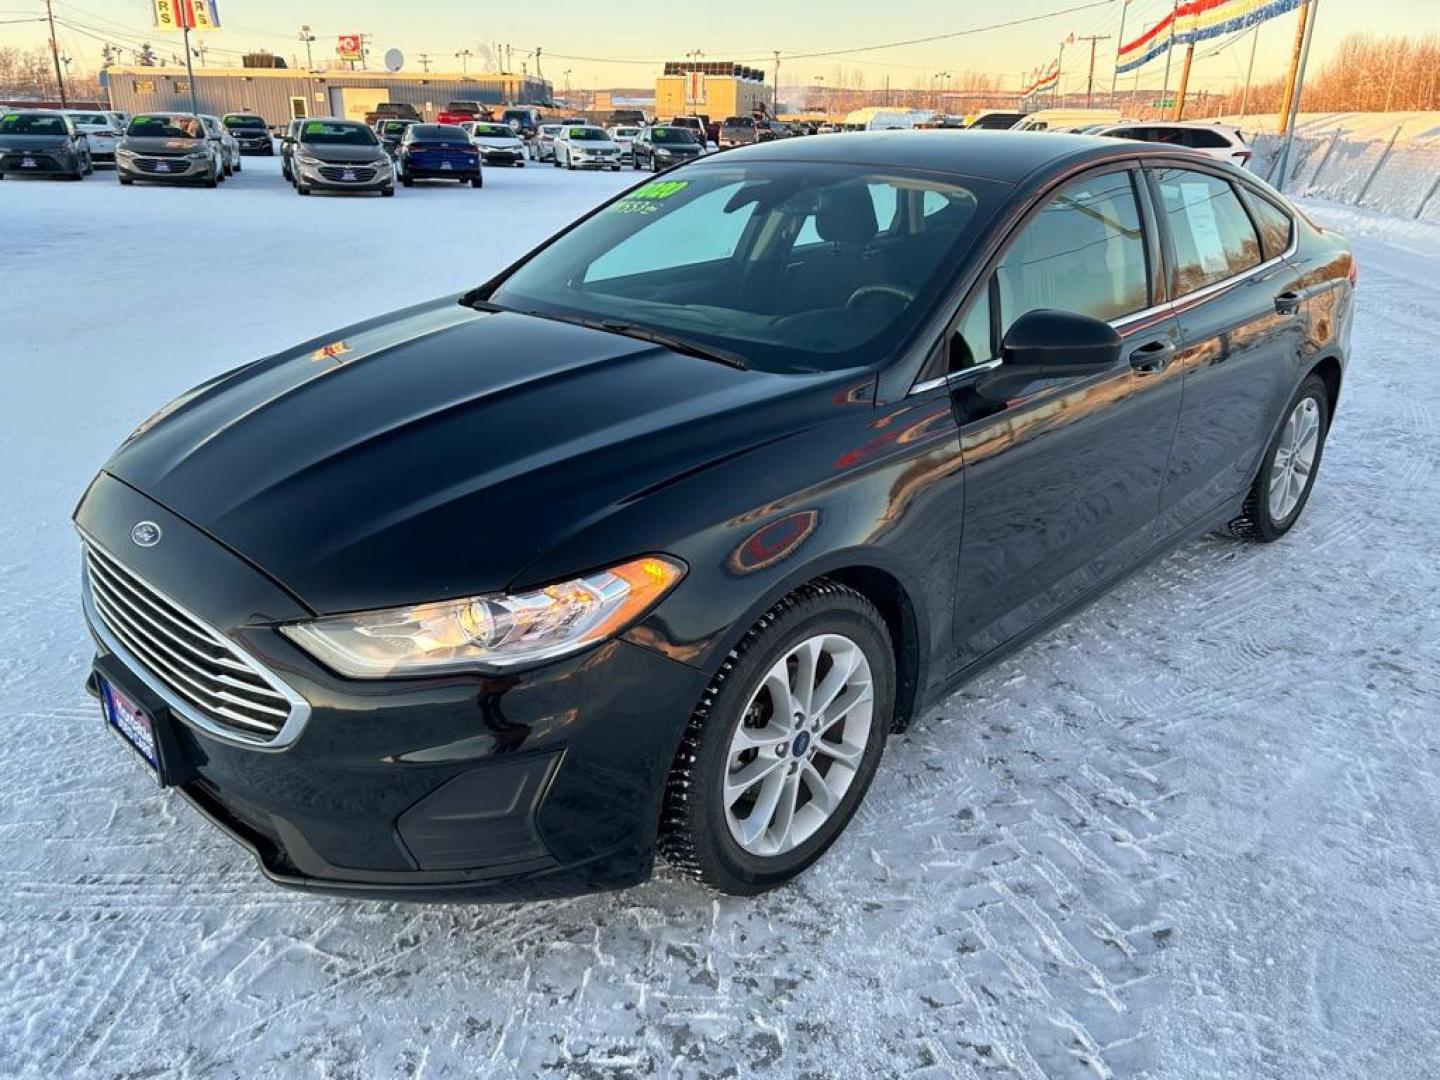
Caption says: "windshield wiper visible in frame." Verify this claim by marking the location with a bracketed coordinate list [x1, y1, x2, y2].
[460, 299, 748, 370]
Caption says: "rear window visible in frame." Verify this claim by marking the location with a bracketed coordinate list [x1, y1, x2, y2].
[0, 113, 67, 135]
[473, 124, 513, 137]
[408, 124, 467, 141]
[69, 113, 109, 125]
[652, 127, 696, 144]
[300, 121, 377, 146]
[569, 127, 606, 140]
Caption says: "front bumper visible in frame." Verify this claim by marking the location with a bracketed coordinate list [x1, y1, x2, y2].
[117, 155, 210, 182]
[480, 148, 524, 165]
[235, 137, 273, 154]
[570, 155, 620, 169]
[0, 151, 79, 175]
[75, 473, 707, 900]
[297, 159, 393, 191]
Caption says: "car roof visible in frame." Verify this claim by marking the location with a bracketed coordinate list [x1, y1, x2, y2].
[716, 130, 1183, 183]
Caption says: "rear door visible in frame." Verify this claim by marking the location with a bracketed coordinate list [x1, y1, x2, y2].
[1145, 163, 1307, 532]
[944, 166, 1186, 666]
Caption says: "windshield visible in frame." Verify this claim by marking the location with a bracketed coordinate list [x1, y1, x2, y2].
[569, 127, 606, 141]
[652, 127, 696, 145]
[612, 127, 640, 137]
[126, 115, 201, 139]
[473, 124, 513, 137]
[491, 163, 1000, 374]
[0, 113, 67, 135]
[540, 125, 562, 135]
[502, 110, 533, 124]
[300, 121, 377, 146]
[725, 117, 755, 128]
[224, 115, 266, 129]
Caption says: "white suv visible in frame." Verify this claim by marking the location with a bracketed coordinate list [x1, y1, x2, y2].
[1094, 121, 1251, 168]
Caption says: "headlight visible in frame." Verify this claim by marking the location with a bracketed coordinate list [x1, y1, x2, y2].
[656, 148, 673, 157]
[187, 150, 209, 160]
[116, 147, 136, 157]
[281, 555, 685, 677]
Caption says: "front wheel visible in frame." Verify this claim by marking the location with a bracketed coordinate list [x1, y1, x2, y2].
[1229, 373, 1330, 542]
[659, 580, 893, 895]
[401, 175, 414, 187]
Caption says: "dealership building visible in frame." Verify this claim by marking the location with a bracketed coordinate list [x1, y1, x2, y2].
[100, 66, 553, 127]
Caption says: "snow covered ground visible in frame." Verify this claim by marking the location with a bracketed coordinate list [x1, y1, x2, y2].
[2, 157, 1438, 1079]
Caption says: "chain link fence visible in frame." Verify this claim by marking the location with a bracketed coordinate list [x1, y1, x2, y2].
[1249, 128, 1440, 220]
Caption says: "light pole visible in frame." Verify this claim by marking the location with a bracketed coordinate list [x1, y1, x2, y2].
[298, 25, 315, 69]
[43, 0, 67, 107]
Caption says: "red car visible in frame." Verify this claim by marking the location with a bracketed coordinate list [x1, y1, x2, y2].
[437, 101, 492, 126]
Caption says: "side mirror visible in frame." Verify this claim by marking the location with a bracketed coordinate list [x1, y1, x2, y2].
[1000, 309, 1121, 377]
[972, 309, 1122, 402]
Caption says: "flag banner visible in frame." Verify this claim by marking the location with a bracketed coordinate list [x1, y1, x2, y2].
[152, 0, 221, 32]
[1117, 0, 1303, 74]
[1023, 63, 1060, 96]
[151, 0, 182, 32]
[188, 0, 220, 32]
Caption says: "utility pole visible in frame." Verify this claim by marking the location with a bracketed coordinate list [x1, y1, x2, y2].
[1055, 39, 1068, 107]
[43, 0, 67, 107]
[1275, 0, 1318, 191]
[298, 25, 315, 70]
[1159, 0, 1178, 115]
[1238, 22, 1260, 123]
[1077, 34, 1109, 108]
[772, 50, 781, 115]
[1172, 42, 1194, 119]
[455, 49, 472, 73]
[1109, 1, 1130, 104]
[418, 53, 432, 73]
[1276, 0, 1311, 132]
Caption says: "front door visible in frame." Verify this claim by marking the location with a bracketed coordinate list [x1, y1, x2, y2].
[949, 167, 1185, 668]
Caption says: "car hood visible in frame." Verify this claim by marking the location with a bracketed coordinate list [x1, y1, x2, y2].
[298, 143, 385, 163]
[571, 140, 620, 151]
[0, 134, 71, 150]
[121, 136, 205, 154]
[105, 298, 838, 615]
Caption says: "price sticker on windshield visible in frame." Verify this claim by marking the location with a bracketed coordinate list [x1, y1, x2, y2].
[611, 180, 689, 215]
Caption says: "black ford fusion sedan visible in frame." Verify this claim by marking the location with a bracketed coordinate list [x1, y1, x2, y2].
[76, 133, 1354, 900]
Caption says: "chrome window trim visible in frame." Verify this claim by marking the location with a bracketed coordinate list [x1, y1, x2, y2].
[908, 209, 1299, 397]
[79, 531, 311, 752]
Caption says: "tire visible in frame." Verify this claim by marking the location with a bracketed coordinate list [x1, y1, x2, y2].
[652, 158, 661, 172]
[1228, 373, 1330, 542]
[381, 185, 394, 197]
[401, 175, 413, 187]
[471, 174, 483, 188]
[658, 579, 894, 895]
[516, 161, 525, 168]
[633, 157, 642, 170]
[552, 157, 560, 168]
[296, 181, 310, 195]
[118, 175, 132, 185]
[204, 172, 218, 189]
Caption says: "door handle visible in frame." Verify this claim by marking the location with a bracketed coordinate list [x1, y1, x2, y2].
[1128, 339, 1176, 375]
[1274, 290, 1304, 316]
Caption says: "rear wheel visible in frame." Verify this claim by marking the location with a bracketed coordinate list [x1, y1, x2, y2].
[1229, 373, 1330, 542]
[401, 174, 413, 187]
[380, 185, 394, 197]
[295, 181, 310, 195]
[471, 174, 483, 188]
[659, 580, 893, 895]
[204, 171, 218, 189]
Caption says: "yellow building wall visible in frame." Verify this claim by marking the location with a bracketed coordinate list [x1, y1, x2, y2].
[655, 75, 766, 119]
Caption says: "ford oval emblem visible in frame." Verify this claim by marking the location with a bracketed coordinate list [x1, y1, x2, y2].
[130, 521, 162, 548]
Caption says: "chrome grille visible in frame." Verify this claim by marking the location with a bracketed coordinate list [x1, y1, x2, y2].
[133, 157, 190, 173]
[318, 164, 377, 182]
[84, 541, 297, 744]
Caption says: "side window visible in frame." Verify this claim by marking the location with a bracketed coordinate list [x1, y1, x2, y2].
[1155, 168, 1262, 295]
[995, 171, 1149, 332]
[1181, 128, 1231, 149]
[586, 183, 755, 281]
[950, 286, 993, 372]
[1245, 193, 1294, 260]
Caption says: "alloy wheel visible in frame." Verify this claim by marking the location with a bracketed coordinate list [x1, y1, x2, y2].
[723, 633, 874, 857]
[1269, 396, 1321, 521]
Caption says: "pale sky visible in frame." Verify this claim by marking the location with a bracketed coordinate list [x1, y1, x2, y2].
[6, 0, 1437, 97]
